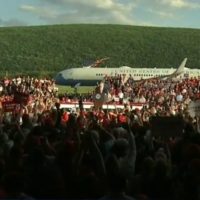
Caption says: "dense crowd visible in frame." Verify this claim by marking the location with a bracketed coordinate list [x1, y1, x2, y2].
[0, 75, 199, 199]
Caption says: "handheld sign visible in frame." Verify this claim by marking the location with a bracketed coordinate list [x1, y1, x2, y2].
[2, 101, 20, 113]
[150, 116, 185, 138]
[188, 100, 200, 118]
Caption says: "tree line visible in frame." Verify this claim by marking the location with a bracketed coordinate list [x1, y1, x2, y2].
[0, 24, 199, 78]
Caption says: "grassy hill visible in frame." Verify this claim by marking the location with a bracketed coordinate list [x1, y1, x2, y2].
[0, 24, 199, 78]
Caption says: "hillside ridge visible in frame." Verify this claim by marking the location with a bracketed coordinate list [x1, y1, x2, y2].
[0, 24, 199, 77]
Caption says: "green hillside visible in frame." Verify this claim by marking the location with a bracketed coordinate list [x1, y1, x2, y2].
[0, 24, 199, 78]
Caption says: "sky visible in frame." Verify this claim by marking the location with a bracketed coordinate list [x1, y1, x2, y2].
[0, 0, 200, 29]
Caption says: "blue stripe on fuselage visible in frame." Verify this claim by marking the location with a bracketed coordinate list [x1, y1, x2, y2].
[55, 77, 99, 86]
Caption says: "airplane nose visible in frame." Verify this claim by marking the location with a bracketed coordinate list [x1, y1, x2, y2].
[54, 72, 67, 85]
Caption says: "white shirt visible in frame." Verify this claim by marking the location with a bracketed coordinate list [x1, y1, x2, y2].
[118, 92, 124, 99]
[176, 94, 183, 102]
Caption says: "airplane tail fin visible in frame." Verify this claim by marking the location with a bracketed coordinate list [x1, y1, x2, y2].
[172, 58, 187, 77]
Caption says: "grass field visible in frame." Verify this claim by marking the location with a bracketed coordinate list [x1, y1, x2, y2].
[57, 85, 95, 95]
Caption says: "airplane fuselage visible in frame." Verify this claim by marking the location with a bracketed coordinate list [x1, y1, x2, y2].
[55, 66, 180, 86]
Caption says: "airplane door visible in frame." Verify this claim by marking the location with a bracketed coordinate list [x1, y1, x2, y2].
[184, 71, 189, 78]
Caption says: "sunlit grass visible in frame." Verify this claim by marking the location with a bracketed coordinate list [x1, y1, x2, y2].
[57, 85, 95, 94]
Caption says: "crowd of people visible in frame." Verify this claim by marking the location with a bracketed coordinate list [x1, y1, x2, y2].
[0, 75, 199, 199]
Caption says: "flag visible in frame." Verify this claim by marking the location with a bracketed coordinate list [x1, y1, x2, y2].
[122, 74, 129, 85]
[99, 81, 104, 93]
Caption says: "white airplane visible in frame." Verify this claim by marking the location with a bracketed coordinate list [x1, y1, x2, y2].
[184, 67, 200, 78]
[55, 58, 188, 86]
